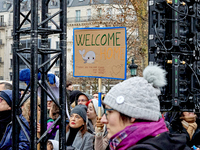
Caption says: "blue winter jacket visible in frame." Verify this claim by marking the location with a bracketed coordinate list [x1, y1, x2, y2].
[0, 114, 30, 150]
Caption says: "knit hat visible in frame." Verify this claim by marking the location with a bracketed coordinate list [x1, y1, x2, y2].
[70, 90, 82, 104]
[103, 65, 167, 121]
[91, 99, 104, 116]
[71, 105, 87, 122]
[0, 90, 13, 107]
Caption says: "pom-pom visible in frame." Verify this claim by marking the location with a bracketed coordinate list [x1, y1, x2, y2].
[19, 68, 30, 81]
[19, 68, 41, 85]
[143, 65, 167, 88]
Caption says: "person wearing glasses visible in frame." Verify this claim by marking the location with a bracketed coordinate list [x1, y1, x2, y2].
[99, 65, 190, 150]
[75, 92, 93, 106]
[53, 105, 94, 150]
[0, 90, 30, 150]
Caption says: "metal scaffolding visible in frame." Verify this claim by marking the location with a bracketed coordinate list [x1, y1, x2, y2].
[12, 0, 67, 149]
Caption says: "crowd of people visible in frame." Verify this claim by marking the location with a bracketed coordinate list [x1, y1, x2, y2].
[0, 65, 200, 149]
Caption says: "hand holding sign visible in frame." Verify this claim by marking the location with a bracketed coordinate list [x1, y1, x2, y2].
[96, 117, 104, 131]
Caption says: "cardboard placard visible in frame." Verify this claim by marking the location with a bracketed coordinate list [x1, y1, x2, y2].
[73, 27, 127, 80]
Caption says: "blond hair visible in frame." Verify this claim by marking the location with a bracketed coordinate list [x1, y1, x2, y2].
[22, 96, 41, 124]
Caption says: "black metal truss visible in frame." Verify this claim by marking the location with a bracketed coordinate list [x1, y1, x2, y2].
[12, 0, 67, 149]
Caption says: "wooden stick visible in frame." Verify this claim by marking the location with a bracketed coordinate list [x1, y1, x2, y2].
[98, 78, 102, 118]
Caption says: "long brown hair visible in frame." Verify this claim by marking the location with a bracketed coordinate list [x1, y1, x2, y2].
[66, 122, 87, 137]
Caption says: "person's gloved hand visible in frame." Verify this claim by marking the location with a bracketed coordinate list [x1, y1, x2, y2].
[47, 74, 55, 85]
[96, 117, 104, 132]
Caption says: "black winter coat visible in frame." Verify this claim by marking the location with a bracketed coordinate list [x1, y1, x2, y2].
[169, 117, 200, 148]
[128, 132, 190, 150]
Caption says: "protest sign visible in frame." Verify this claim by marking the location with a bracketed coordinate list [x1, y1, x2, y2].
[73, 27, 127, 80]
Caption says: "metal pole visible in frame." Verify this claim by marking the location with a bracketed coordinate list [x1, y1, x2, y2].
[40, 0, 48, 148]
[59, 0, 67, 148]
[12, 0, 20, 148]
[30, 0, 38, 149]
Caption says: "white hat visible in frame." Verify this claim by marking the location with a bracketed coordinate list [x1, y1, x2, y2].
[48, 140, 59, 150]
[103, 65, 167, 121]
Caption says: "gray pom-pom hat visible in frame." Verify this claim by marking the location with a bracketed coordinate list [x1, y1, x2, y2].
[103, 65, 167, 121]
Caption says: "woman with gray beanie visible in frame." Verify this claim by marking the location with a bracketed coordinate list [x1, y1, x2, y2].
[54, 105, 94, 150]
[100, 65, 190, 150]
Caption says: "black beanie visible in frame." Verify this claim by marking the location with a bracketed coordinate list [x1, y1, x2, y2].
[71, 105, 87, 122]
[70, 90, 82, 104]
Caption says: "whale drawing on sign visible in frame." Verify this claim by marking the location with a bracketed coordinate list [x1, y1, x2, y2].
[79, 49, 96, 64]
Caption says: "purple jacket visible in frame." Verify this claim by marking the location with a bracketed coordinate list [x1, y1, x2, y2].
[47, 120, 59, 139]
[109, 118, 168, 150]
